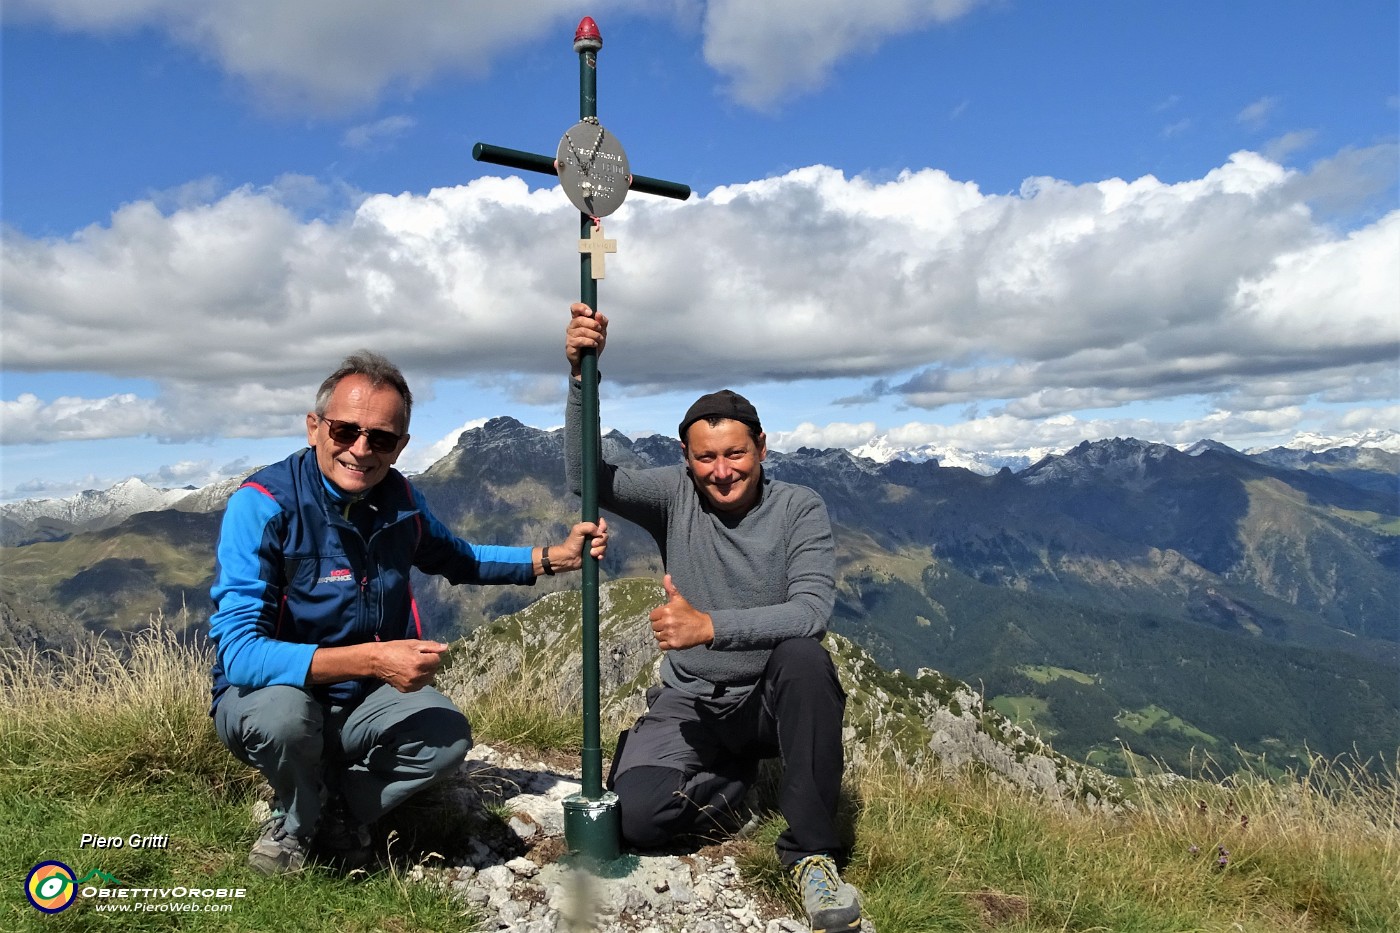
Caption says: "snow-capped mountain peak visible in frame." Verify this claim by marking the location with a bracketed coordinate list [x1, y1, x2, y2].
[847, 435, 1057, 475]
[1, 478, 193, 528]
[1249, 428, 1400, 455]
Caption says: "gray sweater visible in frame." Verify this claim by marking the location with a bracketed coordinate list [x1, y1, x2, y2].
[566, 379, 836, 699]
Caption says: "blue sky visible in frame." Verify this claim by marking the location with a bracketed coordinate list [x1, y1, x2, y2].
[2, 1, 1397, 502]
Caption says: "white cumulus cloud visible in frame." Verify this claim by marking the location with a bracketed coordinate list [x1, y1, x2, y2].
[6, 0, 620, 112]
[2, 146, 1396, 447]
[7, 0, 993, 112]
[700, 0, 989, 107]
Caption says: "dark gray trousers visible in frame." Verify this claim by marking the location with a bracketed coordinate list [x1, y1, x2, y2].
[609, 638, 846, 867]
[215, 683, 472, 837]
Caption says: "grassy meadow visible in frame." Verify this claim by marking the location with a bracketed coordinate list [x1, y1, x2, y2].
[3, 620, 1396, 932]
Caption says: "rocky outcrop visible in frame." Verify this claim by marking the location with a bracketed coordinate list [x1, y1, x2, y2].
[404, 744, 828, 933]
[919, 678, 1120, 809]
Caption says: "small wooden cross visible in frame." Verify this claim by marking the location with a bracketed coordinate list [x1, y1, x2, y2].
[579, 224, 617, 279]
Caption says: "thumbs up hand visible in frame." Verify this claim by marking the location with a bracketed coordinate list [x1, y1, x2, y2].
[648, 574, 715, 651]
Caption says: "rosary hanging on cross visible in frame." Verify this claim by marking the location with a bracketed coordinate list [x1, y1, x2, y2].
[557, 116, 629, 279]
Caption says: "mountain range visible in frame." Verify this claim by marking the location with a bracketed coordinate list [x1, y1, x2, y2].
[1, 421, 1395, 776]
[5, 429, 1396, 538]
[847, 427, 1400, 477]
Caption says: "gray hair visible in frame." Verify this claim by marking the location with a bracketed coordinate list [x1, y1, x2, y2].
[314, 350, 413, 429]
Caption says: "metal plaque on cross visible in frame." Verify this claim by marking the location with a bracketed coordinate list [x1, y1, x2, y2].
[557, 120, 630, 217]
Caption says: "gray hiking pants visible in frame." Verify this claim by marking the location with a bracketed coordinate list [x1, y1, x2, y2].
[608, 637, 847, 867]
[215, 682, 472, 837]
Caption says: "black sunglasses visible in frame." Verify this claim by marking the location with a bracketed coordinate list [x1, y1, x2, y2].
[320, 417, 404, 453]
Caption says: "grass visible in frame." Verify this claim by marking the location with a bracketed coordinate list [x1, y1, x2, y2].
[0, 533, 212, 593]
[1, 620, 473, 932]
[1017, 665, 1097, 686]
[1116, 704, 1218, 744]
[4, 619, 1397, 932]
[735, 749, 1400, 933]
[989, 694, 1055, 733]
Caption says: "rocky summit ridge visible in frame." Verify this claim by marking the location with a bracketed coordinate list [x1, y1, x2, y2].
[402, 577, 1120, 930]
[399, 743, 820, 933]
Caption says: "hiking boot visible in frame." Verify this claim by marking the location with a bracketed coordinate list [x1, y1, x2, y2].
[248, 815, 312, 875]
[316, 802, 374, 871]
[791, 854, 862, 932]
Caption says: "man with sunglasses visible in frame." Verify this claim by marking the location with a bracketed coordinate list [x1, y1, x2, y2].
[209, 350, 608, 875]
[564, 306, 862, 933]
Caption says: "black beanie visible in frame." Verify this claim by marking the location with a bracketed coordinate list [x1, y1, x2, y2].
[678, 389, 762, 442]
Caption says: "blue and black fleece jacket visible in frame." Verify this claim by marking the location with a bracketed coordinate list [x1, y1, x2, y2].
[208, 448, 535, 712]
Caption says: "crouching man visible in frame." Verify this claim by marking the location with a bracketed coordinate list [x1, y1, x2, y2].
[210, 350, 607, 874]
[565, 306, 862, 931]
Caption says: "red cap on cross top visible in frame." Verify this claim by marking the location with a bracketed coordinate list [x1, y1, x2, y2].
[575, 17, 602, 49]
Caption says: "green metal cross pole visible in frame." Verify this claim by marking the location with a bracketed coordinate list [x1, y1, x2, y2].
[472, 15, 690, 863]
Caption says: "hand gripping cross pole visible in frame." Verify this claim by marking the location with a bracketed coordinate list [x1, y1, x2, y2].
[473, 15, 690, 863]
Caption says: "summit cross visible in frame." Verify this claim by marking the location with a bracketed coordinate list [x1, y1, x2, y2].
[472, 15, 691, 863]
